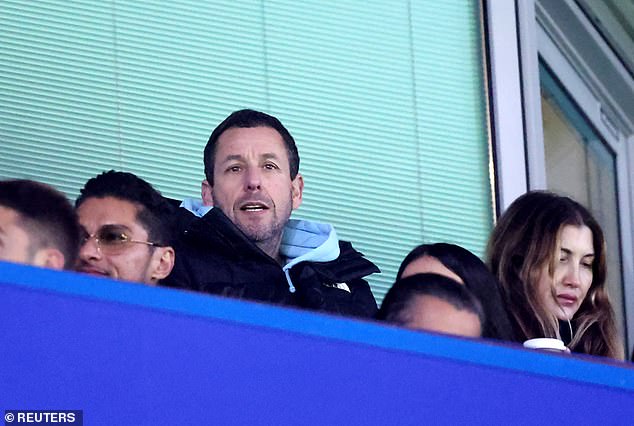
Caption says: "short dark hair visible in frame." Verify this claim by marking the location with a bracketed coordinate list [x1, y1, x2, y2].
[377, 273, 485, 331]
[75, 171, 175, 246]
[203, 109, 300, 185]
[0, 179, 81, 269]
[396, 243, 514, 340]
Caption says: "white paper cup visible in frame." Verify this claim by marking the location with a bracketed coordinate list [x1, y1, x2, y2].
[523, 338, 568, 353]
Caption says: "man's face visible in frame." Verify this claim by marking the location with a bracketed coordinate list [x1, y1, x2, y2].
[207, 126, 303, 253]
[0, 205, 36, 265]
[76, 196, 166, 284]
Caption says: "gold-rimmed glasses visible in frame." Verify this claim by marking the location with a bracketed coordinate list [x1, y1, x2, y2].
[81, 224, 163, 254]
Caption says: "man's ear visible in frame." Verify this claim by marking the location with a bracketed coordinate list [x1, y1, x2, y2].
[201, 179, 214, 206]
[32, 248, 66, 270]
[150, 246, 175, 284]
[291, 174, 304, 210]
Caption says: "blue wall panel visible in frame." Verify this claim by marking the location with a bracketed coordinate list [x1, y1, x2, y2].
[1, 261, 634, 425]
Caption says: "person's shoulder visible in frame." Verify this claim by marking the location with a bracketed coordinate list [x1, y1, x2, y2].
[163, 196, 182, 209]
[337, 240, 362, 256]
[334, 240, 380, 274]
[161, 210, 234, 290]
[174, 207, 226, 238]
[174, 208, 261, 264]
[296, 239, 379, 292]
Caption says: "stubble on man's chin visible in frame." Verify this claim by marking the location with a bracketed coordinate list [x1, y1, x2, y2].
[238, 207, 291, 259]
[215, 193, 293, 256]
[238, 216, 283, 243]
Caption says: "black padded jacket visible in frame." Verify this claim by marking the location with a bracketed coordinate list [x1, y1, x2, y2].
[161, 208, 379, 318]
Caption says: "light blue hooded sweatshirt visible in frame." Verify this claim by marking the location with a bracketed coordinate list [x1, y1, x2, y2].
[180, 198, 340, 293]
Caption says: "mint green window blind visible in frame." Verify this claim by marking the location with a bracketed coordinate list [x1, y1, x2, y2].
[1, 0, 493, 301]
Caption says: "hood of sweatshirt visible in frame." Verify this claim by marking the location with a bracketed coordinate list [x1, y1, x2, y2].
[180, 198, 212, 218]
[279, 218, 340, 292]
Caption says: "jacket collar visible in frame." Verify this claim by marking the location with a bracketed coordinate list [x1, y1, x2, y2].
[188, 208, 274, 263]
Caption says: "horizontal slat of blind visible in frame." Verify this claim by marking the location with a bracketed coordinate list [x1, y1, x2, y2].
[0, 0, 492, 302]
[412, 0, 493, 260]
[263, 1, 421, 298]
[0, 1, 119, 197]
[113, 2, 269, 199]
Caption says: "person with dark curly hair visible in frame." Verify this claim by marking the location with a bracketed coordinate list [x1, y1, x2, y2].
[75, 170, 175, 285]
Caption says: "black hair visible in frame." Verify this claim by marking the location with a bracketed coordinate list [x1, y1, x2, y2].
[203, 109, 300, 185]
[396, 243, 514, 340]
[75, 171, 175, 246]
[0, 179, 81, 269]
[377, 273, 485, 333]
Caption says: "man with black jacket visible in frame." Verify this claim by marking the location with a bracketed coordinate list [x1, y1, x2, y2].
[161, 109, 379, 317]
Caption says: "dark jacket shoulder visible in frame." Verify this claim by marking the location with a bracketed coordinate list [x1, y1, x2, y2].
[162, 208, 379, 317]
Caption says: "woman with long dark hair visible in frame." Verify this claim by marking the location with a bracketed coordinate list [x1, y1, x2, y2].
[487, 191, 623, 359]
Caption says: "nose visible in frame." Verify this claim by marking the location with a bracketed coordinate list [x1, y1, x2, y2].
[244, 168, 262, 191]
[563, 263, 581, 287]
[79, 235, 101, 261]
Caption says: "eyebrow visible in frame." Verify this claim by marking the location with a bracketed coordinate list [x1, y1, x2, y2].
[221, 154, 244, 164]
[220, 153, 281, 163]
[101, 224, 133, 232]
[82, 224, 133, 234]
[261, 153, 280, 160]
[561, 247, 595, 258]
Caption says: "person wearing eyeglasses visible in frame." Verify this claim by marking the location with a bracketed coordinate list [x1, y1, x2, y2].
[75, 170, 175, 285]
[0, 179, 80, 270]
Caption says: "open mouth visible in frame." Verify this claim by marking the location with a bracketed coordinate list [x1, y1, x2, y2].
[240, 202, 269, 212]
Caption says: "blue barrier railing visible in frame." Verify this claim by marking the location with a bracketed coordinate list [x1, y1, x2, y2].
[2, 260, 633, 425]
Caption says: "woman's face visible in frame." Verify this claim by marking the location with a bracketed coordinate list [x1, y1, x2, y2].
[536, 225, 595, 320]
[400, 255, 464, 284]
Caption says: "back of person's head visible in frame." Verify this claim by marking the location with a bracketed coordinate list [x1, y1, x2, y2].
[0, 179, 80, 269]
[487, 190, 621, 358]
[203, 109, 300, 184]
[75, 170, 174, 246]
[396, 243, 513, 340]
[377, 273, 485, 338]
